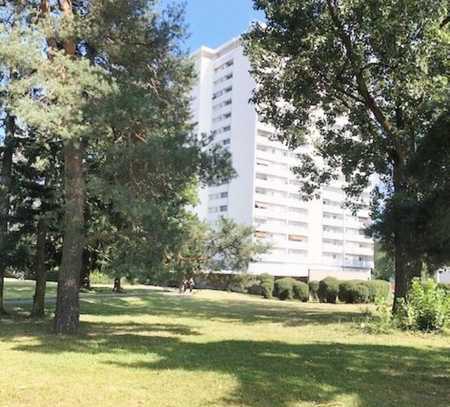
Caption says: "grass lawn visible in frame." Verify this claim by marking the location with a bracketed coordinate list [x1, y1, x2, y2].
[3, 278, 155, 301]
[1, 284, 449, 407]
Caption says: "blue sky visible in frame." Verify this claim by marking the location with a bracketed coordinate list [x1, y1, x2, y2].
[164, 0, 264, 52]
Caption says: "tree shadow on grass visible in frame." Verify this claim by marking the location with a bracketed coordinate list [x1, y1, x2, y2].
[1, 315, 449, 407]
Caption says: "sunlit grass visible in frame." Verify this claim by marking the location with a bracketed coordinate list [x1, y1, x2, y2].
[1, 284, 449, 407]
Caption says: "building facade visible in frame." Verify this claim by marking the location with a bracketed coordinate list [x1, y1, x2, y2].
[191, 38, 374, 281]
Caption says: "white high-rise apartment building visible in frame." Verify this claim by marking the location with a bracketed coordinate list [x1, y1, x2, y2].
[191, 38, 374, 281]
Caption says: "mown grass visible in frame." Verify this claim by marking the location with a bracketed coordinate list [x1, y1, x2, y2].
[3, 278, 155, 301]
[1, 284, 449, 407]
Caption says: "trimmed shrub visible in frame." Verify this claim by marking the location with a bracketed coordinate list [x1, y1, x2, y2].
[351, 284, 370, 303]
[259, 274, 275, 299]
[339, 280, 370, 304]
[364, 280, 391, 302]
[318, 277, 339, 303]
[397, 278, 449, 332]
[247, 283, 263, 296]
[308, 280, 319, 301]
[338, 281, 354, 303]
[274, 277, 296, 300]
[293, 281, 309, 302]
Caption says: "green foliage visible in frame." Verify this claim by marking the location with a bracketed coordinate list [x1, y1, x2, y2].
[338, 281, 369, 304]
[364, 280, 391, 302]
[437, 283, 450, 294]
[244, 0, 450, 304]
[318, 277, 339, 304]
[396, 278, 449, 332]
[259, 273, 274, 299]
[373, 243, 394, 282]
[308, 280, 319, 301]
[274, 278, 296, 301]
[360, 296, 395, 334]
[293, 281, 309, 302]
[90, 271, 112, 285]
[207, 218, 269, 272]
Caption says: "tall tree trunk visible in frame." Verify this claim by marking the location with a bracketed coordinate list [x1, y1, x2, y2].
[31, 217, 49, 318]
[54, 140, 85, 334]
[0, 114, 15, 315]
[391, 159, 422, 312]
[45, 0, 86, 334]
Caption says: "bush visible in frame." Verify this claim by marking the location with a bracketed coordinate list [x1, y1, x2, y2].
[364, 280, 391, 302]
[259, 274, 274, 299]
[318, 277, 339, 303]
[338, 281, 354, 303]
[90, 271, 112, 285]
[293, 281, 309, 302]
[397, 278, 449, 332]
[338, 281, 369, 304]
[274, 277, 296, 300]
[351, 284, 370, 303]
[308, 280, 319, 301]
[437, 283, 450, 295]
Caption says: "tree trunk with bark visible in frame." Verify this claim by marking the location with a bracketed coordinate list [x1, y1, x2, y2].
[0, 114, 15, 315]
[391, 159, 422, 312]
[54, 140, 85, 334]
[31, 217, 49, 318]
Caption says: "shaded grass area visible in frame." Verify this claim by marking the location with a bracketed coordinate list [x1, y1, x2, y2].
[1, 290, 449, 407]
[3, 278, 156, 301]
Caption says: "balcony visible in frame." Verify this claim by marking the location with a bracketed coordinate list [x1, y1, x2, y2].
[322, 230, 345, 240]
[322, 217, 344, 227]
[255, 192, 288, 206]
[322, 244, 344, 254]
[343, 260, 374, 269]
[255, 177, 289, 192]
[345, 246, 374, 257]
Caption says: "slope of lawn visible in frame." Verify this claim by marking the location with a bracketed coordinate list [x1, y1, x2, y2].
[0, 288, 449, 407]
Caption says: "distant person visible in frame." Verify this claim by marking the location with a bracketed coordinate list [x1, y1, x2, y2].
[188, 277, 195, 294]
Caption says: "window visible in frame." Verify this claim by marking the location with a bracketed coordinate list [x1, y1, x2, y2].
[220, 205, 228, 212]
[222, 139, 231, 145]
[214, 59, 234, 73]
[213, 72, 233, 86]
[208, 207, 218, 214]
[212, 86, 232, 100]
[220, 192, 228, 198]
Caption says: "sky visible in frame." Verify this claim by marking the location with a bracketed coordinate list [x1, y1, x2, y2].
[164, 0, 264, 52]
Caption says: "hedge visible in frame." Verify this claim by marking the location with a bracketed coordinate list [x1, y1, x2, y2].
[293, 281, 309, 302]
[274, 277, 297, 300]
[318, 277, 339, 303]
[259, 274, 275, 299]
[308, 280, 319, 301]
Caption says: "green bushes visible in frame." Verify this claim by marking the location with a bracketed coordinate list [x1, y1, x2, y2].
[397, 278, 448, 332]
[318, 277, 339, 303]
[274, 278, 296, 300]
[338, 280, 370, 304]
[259, 274, 275, 299]
[308, 280, 319, 301]
[293, 281, 309, 302]
[365, 280, 391, 302]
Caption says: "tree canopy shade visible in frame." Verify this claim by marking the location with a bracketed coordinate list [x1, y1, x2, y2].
[244, 0, 449, 309]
